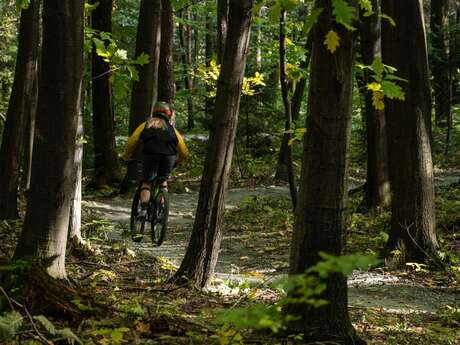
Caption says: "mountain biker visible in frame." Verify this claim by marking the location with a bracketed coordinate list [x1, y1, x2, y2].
[121, 101, 189, 217]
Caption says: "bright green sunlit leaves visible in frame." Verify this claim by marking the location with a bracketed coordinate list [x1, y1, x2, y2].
[15, 0, 30, 11]
[331, 0, 356, 30]
[359, 57, 406, 110]
[196, 59, 266, 97]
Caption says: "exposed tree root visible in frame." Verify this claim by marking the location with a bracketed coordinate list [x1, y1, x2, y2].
[1, 262, 107, 322]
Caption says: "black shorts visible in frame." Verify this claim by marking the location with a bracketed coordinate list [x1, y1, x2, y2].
[142, 154, 176, 183]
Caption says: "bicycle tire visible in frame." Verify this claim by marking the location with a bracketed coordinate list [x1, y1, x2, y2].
[130, 186, 146, 242]
[151, 188, 169, 246]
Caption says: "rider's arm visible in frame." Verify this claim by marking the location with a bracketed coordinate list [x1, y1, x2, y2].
[121, 122, 146, 160]
[174, 128, 189, 164]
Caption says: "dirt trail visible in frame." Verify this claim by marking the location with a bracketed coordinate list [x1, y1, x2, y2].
[85, 177, 459, 315]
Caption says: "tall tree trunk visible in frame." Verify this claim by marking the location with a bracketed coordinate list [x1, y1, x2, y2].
[69, 79, 85, 245]
[22, 70, 38, 191]
[278, 9, 297, 209]
[431, 0, 451, 128]
[360, 0, 391, 210]
[217, 0, 229, 65]
[179, 7, 195, 130]
[14, 0, 84, 279]
[173, 0, 253, 289]
[120, 0, 161, 193]
[158, 0, 175, 103]
[205, 0, 215, 121]
[382, 0, 438, 263]
[0, 0, 40, 220]
[287, 1, 363, 344]
[91, 0, 120, 188]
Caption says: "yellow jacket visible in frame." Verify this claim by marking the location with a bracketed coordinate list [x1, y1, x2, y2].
[122, 122, 189, 164]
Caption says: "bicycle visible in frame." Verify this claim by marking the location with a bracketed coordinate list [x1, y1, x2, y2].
[130, 177, 169, 246]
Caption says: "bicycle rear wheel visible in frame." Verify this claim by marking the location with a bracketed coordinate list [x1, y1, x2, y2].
[130, 186, 146, 242]
[151, 188, 169, 246]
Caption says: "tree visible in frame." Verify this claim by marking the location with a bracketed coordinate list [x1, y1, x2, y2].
[158, 0, 175, 104]
[91, 0, 121, 188]
[217, 0, 228, 65]
[0, 0, 40, 220]
[173, 0, 254, 288]
[14, 0, 84, 279]
[359, 0, 391, 210]
[382, 0, 438, 263]
[431, 0, 451, 128]
[179, 6, 195, 129]
[278, 9, 297, 209]
[120, 0, 162, 192]
[287, 1, 364, 343]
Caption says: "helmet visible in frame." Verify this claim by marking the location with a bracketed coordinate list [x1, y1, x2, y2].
[152, 101, 173, 121]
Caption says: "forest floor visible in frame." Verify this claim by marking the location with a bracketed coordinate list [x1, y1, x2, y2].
[0, 172, 459, 344]
[67, 171, 460, 345]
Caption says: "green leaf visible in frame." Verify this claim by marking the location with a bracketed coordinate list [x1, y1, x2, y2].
[133, 52, 150, 66]
[34, 315, 57, 335]
[381, 80, 405, 100]
[56, 328, 83, 345]
[0, 311, 23, 341]
[371, 57, 384, 81]
[15, 0, 30, 11]
[357, 0, 373, 16]
[267, 1, 282, 24]
[303, 8, 323, 36]
[331, 0, 356, 30]
[380, 13, 396, 26]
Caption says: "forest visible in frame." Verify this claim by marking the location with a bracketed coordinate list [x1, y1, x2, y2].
[0, 0, 459, 344]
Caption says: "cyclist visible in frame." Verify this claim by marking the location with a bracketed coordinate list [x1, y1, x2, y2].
[121, 101, 189, 218]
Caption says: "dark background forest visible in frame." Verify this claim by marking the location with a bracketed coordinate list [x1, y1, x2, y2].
[0, 0, 459, 344]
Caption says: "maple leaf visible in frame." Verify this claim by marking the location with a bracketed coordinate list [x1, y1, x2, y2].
[324, 30, 340, 53]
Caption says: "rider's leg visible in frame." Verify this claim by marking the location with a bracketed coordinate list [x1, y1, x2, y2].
[142, 154, 160, 205]
[157, 154, 177, 191]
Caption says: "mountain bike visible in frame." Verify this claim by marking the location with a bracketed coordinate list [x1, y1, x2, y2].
[130, 177, 169, 246]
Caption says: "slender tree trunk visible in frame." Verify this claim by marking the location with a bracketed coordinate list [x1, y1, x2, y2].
[173, 0, 253, 289]
[382, 0, 438, 263]
[275, 34, 312, 181]
[14, 0, 84, 279]
[69, 78, 85, 245]
[360, 0, 391, 210]
[90, 0, 120, 188]
[217, 0, 229, 65]
[179, 7, 195, 130]
[287, 2, 364, 344]
[278, 10, 297, 209]
[205, 0, 215, 121]
[120, 0, 161, 193]
[431, 0, 451, 128]
[22, 69, 38, 192]
[158, 0, 175, 103]
[0, 0, 40, 220]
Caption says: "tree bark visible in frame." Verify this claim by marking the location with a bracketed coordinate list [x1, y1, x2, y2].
[382, 0, 438, 263]
[179, 7, 195, 130]
[90, 0, 121, 188]
[158, 0, 175, 103]
[431, 0, 451, 128]
[120, 0, 161, 193]
[278, 9, 297, 210]
[360, 0, 391, 210]
[0, 0, 40, 220]
[217, 0, 229, 65]
[205, 0, 215, 121]
[14, 0, 84, 279]
[287, 1, 363, 343]
[173, 0, 253, 289]
[69, 80, 85, 244]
